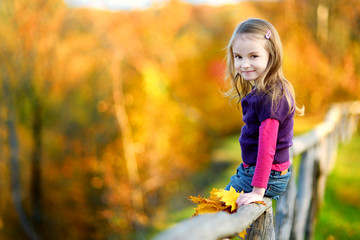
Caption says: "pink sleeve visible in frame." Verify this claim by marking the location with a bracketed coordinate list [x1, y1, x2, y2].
[251, 118, 279, 188]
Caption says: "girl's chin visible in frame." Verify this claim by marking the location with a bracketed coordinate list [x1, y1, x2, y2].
[241, 74, 257, 81]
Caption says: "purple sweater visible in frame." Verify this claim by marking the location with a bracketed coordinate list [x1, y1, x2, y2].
[239, 90, 294, 166]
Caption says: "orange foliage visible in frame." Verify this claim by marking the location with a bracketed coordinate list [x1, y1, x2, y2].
[0, 0, 359, 239]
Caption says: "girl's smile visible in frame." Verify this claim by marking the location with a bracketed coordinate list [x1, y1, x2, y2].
[232, 33, 269, 82]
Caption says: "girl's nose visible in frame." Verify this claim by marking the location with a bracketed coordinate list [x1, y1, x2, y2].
[242, 60, 250, 69]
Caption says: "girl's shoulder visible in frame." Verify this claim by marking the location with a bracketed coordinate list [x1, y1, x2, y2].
[253, 85, 294, 122]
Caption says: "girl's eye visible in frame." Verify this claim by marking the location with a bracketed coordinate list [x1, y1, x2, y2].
[234, 55, 242, 59]
[251, 55, 259, 58]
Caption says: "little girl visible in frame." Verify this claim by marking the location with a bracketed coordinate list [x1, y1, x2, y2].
[223, 18, 304, 207]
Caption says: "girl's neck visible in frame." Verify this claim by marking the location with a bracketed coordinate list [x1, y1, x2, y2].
[250, 80, 257, 90]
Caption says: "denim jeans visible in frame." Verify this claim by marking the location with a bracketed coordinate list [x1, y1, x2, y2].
[225, 163, 291, 200]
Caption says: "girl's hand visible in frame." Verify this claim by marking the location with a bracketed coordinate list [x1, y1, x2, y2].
[236, 187, 265, 207]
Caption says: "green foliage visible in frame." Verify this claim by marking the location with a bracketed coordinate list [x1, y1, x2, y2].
[315, 130, 360, 240]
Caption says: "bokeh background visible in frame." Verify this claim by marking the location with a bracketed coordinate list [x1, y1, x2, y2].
[0, 0, 359, 239]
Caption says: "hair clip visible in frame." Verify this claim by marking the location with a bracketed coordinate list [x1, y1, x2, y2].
[265, 30, 271, 40]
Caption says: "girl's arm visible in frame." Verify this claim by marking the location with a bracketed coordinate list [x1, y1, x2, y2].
[236, 118, 279, 207]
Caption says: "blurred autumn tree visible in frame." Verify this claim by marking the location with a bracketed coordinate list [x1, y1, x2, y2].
[0, 0, 359, 239]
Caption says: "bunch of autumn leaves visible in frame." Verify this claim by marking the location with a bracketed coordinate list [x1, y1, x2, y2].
[188, 187, 266, 239]
[188, 186, 266, 216]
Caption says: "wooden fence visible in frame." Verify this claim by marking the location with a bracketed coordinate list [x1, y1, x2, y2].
[154, 101, 360, 240]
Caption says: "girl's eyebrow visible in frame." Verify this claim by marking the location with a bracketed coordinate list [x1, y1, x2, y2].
[233, 51, 261, 55]
[247, 51, 261, 55]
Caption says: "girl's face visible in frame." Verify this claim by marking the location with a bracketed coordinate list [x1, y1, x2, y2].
[232, 33, 269, 83]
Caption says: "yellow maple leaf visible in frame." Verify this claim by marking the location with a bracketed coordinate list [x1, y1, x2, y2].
[209, 188, 221, 201]
[188, 193, 226, 217]
[214, 186, 240, 212]
[188, 195, 205, 203]
[238, 226, 251, 239]
[194, 203, 219, 216]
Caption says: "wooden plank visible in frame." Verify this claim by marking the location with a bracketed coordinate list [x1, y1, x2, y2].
[154, 198, 272, 240]
[291, 102, 360, 156]
[305, 160, 320, 240]
[327, 127, 339, 173]
[315, 137, 330, 207]
[292, 148, 315, 240]
[246, 206, 275, 240]
[275, 167, 297, 240]
[291, 122, 333, 156]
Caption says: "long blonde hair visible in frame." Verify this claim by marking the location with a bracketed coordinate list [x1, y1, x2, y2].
[224, 18, 304, 116]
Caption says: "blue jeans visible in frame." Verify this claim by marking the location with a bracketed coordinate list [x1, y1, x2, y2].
[225, 163, 291, 200]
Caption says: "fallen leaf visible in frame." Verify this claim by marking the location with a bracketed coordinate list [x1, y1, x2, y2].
[238, 226, 251, 239]
[214, 186, 240, 212]
[188, 192, 227, 217]
[252, 201, 266, 206]
[194, 203, 219, 216]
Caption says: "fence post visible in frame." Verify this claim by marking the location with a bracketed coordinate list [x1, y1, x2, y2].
[275, 163, 296, 240]
[292, 147, 315, 240]
[246, 207, 275, 240]
[305, 158, 320, 240]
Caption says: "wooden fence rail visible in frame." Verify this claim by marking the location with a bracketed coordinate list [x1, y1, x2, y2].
[154, 101, 360, 240]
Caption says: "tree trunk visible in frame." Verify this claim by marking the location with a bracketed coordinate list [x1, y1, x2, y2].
[110, 50, 146, 237]
[30, 98, 43, 234]
[1, 70, 40, 240]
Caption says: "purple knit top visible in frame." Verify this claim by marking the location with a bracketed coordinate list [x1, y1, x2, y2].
[239, 90, 294, 166]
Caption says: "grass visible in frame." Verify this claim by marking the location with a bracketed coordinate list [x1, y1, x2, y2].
[314, 130, 360, 240]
